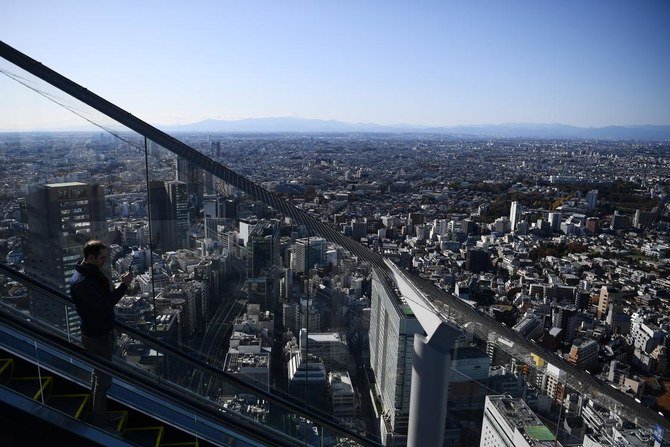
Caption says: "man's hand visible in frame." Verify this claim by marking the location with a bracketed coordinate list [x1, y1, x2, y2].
[121, 271, 134, 286]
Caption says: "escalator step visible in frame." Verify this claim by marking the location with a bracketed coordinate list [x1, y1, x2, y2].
[47, 393, 90, 419]
[124, 426, 164, 447]
[6, 376, 52, 400]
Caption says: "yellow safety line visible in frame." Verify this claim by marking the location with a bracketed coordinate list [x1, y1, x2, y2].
[74, 394, 90, 419]
[107, 410, 128, 432]
[0, 359, 13, 375]
[33, 376, 52, 400]
[48, 393, 91, 418]
[116, 411, 128, 432]
[155, 426, 164, 447]
[0, 359, 14, 379]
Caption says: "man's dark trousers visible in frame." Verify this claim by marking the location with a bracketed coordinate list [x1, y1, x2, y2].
[82, 332, 115, 424]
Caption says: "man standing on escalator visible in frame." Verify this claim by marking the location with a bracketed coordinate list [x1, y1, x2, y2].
[70, 240, 133, 428]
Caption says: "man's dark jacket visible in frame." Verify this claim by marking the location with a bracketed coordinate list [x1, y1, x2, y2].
[70, 262, 127, 337]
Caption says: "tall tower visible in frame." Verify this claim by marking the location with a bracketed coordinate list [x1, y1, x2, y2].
[291, 237, 327, 275]
[586, 189, 598, 211]
[246, 222, 281, 311]
[176, 158, 204, 220]
[509, 201, 522, 232]
[369, 270, 423, 446]
[25, 182, 107, 335]
[166, 180, 189, 249]
[149, 180, 189, 251]
[548, 212, 562, 233]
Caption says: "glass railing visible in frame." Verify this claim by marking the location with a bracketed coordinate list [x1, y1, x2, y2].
[0, 45, 379, 447]
[1, 39, 668, 447]
[0, 277, 309, 447]
[0, 265, 376, 447]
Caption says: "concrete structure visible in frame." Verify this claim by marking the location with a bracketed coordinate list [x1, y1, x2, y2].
[406, 323, 459, 447]
[369, 269, 423, 446]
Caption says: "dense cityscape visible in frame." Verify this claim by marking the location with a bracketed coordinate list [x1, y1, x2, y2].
[1, 131, 669, 446]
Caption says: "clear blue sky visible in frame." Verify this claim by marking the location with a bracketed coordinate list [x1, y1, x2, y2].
[1, 0, 669, 129]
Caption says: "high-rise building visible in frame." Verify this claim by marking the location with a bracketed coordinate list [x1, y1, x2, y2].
[633, 208, 656, 229]
[351, 218, 368, 240]
[291, 237, 328, 274]
[25, 182, 107, 334]
[176, 157, 204, 220]
[509, 201, 522, 232]
[586, 189, 598, 211]
[166, 180, 189, 249]
[149, 180, 189, 251]
[369, 270, 423, 446]
[245, 222, 281, 311]
[329, 372, 356, 419]
[545, 363, 567, 404]
[480, 395, 558, 447]
[548, 212, 562, 233]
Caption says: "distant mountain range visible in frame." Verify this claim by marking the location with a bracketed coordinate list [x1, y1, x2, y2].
[165, 117, 670, 139]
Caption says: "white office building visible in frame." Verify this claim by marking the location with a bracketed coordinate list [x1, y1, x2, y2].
[369, 270, 423, 446]
[480, 395, 559, 447]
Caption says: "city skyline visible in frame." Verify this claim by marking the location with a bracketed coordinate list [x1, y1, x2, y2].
[2, 1, 670, 130]
[1, 35, 670, 445]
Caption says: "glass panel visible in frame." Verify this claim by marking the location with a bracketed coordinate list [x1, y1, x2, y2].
[4, 43, 668, 446]
[0, 75, 135, 347]
[0, 57, 372, 445]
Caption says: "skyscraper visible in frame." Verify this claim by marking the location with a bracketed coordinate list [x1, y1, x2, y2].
[291, 237, 328, 274]
[149, 180, 189, 251]
[586, 189, 598, 211]
[176, 157, 204, 220]
[246, 222, 281, 311]
[548, 212, 562, 233]
[25, 182, 107, 334]
[166, 180, 189, 249]
[369, 270, 423, 446]
[509, 201, 522, 232]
